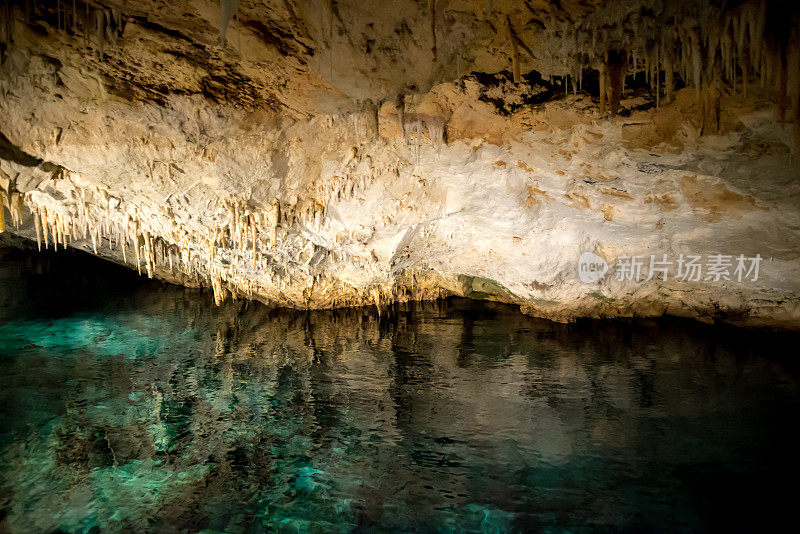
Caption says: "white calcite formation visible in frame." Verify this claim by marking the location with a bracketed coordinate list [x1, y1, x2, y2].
[1, 0, 799, 328]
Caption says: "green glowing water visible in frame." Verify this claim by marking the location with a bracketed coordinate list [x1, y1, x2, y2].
[1, 248, 799, 532]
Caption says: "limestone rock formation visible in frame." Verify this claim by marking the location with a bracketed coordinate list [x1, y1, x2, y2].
[1, 0, 799, 327]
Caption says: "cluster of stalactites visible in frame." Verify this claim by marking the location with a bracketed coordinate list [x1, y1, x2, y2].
[349, 103, 380, 146]
[213, 197, 280, 267]
[526, 0, 798, 146]
[22, 188, 192, 280]
[403, 113, 445, 146]
[401, 112, 446, 165]
[208, 195, 331, 305]
[4, 182, 446, 312]
[18, 189, 331, 308]
[295, 272, 452, 314]
[1, 0, 124, 57]
[0, 1, 12, 53]
[15, 184, 285, 308]
[0, 185, 25, 233]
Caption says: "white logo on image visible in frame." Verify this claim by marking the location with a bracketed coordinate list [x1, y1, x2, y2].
[577, 252, 609, 283]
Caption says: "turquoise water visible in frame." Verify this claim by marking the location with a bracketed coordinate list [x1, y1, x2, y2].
[1, 248, 799, 532]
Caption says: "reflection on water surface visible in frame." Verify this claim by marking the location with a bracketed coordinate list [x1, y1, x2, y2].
[1, 248, 799, 532]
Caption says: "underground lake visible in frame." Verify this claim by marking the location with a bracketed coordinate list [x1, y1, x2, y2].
[1, 247, 799, 532]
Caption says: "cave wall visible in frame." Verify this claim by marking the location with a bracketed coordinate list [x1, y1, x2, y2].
[1, 0, 800, 327]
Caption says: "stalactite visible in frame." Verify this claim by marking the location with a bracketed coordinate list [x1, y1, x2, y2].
[691, 30, 702, 98]
[134, 233, 142, 274]
[40, 207, 49, 249]
[52, 215, 59, 251]
[793, 93, 800, 154]
[120, 225, 127, 262]
[251, 216, 257, 267]
[58, 215, 64, 246]
[655, 49, 660, 108]
[3, 0, 798, 313]
[777, 43, 787, 126]
[599, 56, 607, 113]
[268, 200, 280, 247]
[429, 0, 437, 62]
[607, 49, 626, 116]
[211, 274, 224, 306]
[794, 56, 800, 153]
[313, 200, 324, 228]
[90, 223, 98, 253]
[11, 192, 23, 228]
[146, 232, 154, 277]
[743, 52, 749, 97]
[507, 19, 521, 83]
[664, 48, 674, 103]
[402, 113, 445, 154]
[0, 191, 4, 233]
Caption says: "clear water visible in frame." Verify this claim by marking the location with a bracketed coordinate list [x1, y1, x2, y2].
[1, 247, 799, 533]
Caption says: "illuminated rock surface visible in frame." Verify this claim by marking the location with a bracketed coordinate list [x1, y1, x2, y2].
[1, 0, 799, 326]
